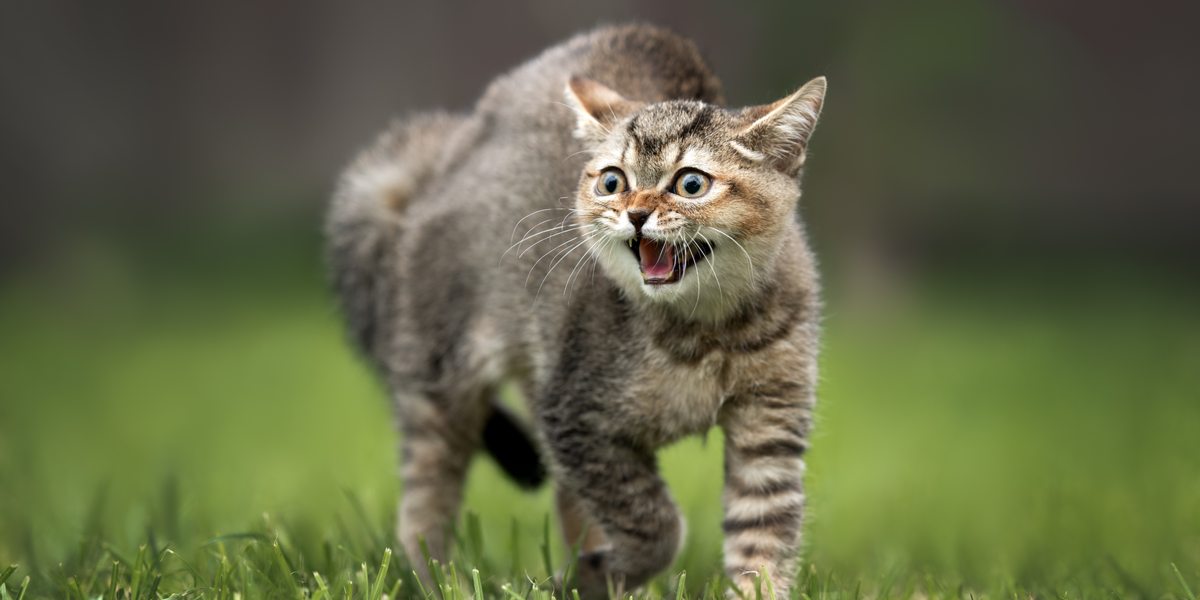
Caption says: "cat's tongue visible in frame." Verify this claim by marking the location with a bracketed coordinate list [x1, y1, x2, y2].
[639, 238, 676, 281]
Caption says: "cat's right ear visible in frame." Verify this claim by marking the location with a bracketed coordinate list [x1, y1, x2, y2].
[563, 77, 641, 144]
[733, 77, 827, 176]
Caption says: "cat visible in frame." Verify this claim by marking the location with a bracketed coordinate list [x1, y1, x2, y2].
[326, 24, 825, 599]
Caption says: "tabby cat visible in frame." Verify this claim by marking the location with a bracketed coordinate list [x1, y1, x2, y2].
[326, 24, 826, 598]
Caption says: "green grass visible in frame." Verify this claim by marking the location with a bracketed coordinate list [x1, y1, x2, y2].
[1, 228, 1198, 598]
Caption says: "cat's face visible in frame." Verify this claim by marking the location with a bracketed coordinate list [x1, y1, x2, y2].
[565, 77, 825, 317]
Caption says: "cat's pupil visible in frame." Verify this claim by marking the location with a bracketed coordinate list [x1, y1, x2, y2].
[604, 174, 618, 193]
[683, 175, 701, 195]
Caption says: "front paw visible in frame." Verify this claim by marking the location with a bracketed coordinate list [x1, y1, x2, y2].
[728, 570, 788, 600]
[560, 550, 618, 600]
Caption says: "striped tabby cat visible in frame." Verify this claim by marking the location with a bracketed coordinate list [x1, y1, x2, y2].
[327, 24, 825, 599]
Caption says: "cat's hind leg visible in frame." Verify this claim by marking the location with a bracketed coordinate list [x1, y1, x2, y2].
[393, 388, 488, 579]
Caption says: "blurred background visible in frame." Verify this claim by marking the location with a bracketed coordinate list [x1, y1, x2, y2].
[2, 0, 1197, 595]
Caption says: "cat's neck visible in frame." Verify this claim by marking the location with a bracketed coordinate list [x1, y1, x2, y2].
[623, 256, 817, 368]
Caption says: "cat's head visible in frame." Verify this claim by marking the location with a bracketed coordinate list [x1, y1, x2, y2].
[564, 76, 826, 318]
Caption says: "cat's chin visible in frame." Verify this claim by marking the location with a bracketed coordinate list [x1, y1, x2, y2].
[638, 280, 693, 301]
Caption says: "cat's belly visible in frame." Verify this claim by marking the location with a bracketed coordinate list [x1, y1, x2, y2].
[622, 350, 728, 447]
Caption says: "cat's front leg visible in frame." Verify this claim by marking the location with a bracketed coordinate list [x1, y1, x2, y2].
[540, 402, 683, 599]
[719, 377, 814, 598]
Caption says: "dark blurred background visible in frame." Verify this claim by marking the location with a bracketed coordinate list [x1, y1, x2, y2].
[4, 0, 1199, 270]
[2, 0, 1198, 593]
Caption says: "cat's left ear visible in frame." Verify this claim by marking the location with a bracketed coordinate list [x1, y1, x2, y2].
[733, 76, 827, 175]
[564, 77, 642, 145]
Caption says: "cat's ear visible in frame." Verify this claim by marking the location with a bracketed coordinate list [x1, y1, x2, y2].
[564, 76, 641, 144]
[733, 76, 827, 175]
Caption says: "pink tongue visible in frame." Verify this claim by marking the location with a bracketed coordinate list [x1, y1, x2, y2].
[639, 238, 676, 279]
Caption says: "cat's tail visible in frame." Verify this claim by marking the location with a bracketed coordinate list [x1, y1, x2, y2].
[325, 112, 462, 361]
[483, 402, 548, 489]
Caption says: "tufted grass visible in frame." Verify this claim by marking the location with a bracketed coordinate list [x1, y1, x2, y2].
[1, 226, 1198, 598]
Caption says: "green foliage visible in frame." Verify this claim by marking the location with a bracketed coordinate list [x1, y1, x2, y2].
[2, 517, 1198, 599]
[1, 231, 1198, 597]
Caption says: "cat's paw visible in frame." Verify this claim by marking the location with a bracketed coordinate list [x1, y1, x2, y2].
[727, 570, 788, 600]
[559, 550, 617, 600]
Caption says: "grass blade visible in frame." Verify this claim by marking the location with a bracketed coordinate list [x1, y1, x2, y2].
[205, 532, 272, 546]
[314, 571, 332, 600]
[343, 490, 386, 552]
[413, 569, 432, 600]
[369, 548, 393, 600]
[1173, 563, 1197, 600]
[559, 518, 596, 596]
[108, 560, 121, 600]
[428, 557, 449, 600]
[66, 577, 83, 600]
[145, 573, 163, 599]
[509, 518, 520, 576]
[540, 514, 554, 580]
[467, 512, 485, 567]
[130, 544, 148, 598]
[272, 539, 302, 599]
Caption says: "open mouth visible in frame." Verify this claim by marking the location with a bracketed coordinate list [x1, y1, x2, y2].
[626, 234, 715, 285]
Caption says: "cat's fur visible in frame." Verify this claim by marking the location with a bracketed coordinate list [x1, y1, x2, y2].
[326, 24, 825, 598]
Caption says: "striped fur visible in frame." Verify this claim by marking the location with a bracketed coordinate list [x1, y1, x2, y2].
[326, 24, 825, 600]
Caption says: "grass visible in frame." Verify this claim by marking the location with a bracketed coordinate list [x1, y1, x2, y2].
[1, 224, 1198, 598]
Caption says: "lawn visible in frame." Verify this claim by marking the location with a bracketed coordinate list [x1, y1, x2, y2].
[1, 225, 1198, 598]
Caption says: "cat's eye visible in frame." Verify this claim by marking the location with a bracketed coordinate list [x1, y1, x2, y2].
[672, 170, 711, 199]
[595, 168, 627, 196]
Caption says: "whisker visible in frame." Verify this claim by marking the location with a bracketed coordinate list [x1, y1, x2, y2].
[563, 236, 602, 296]
[563, 147, 595, 161]
[524, 233, 593, 289]
[508, 215, 565, 247]
[707, 227, 754, 276]
[688, 229, 704, 319]
[552, 100, 613, 136]
[698, 231, 726, 309]
[604, 103, 620, 132]
[516, 224, 589, 259]
[510, 207, 573, 243]
[533, 234, 597, 302]
[589, 242, 600, 283]
[500, 221, 586, 264]
[557, 210, 582, 228]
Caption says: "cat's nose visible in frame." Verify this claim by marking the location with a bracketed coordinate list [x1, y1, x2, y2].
[627, 209, 651, 234]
